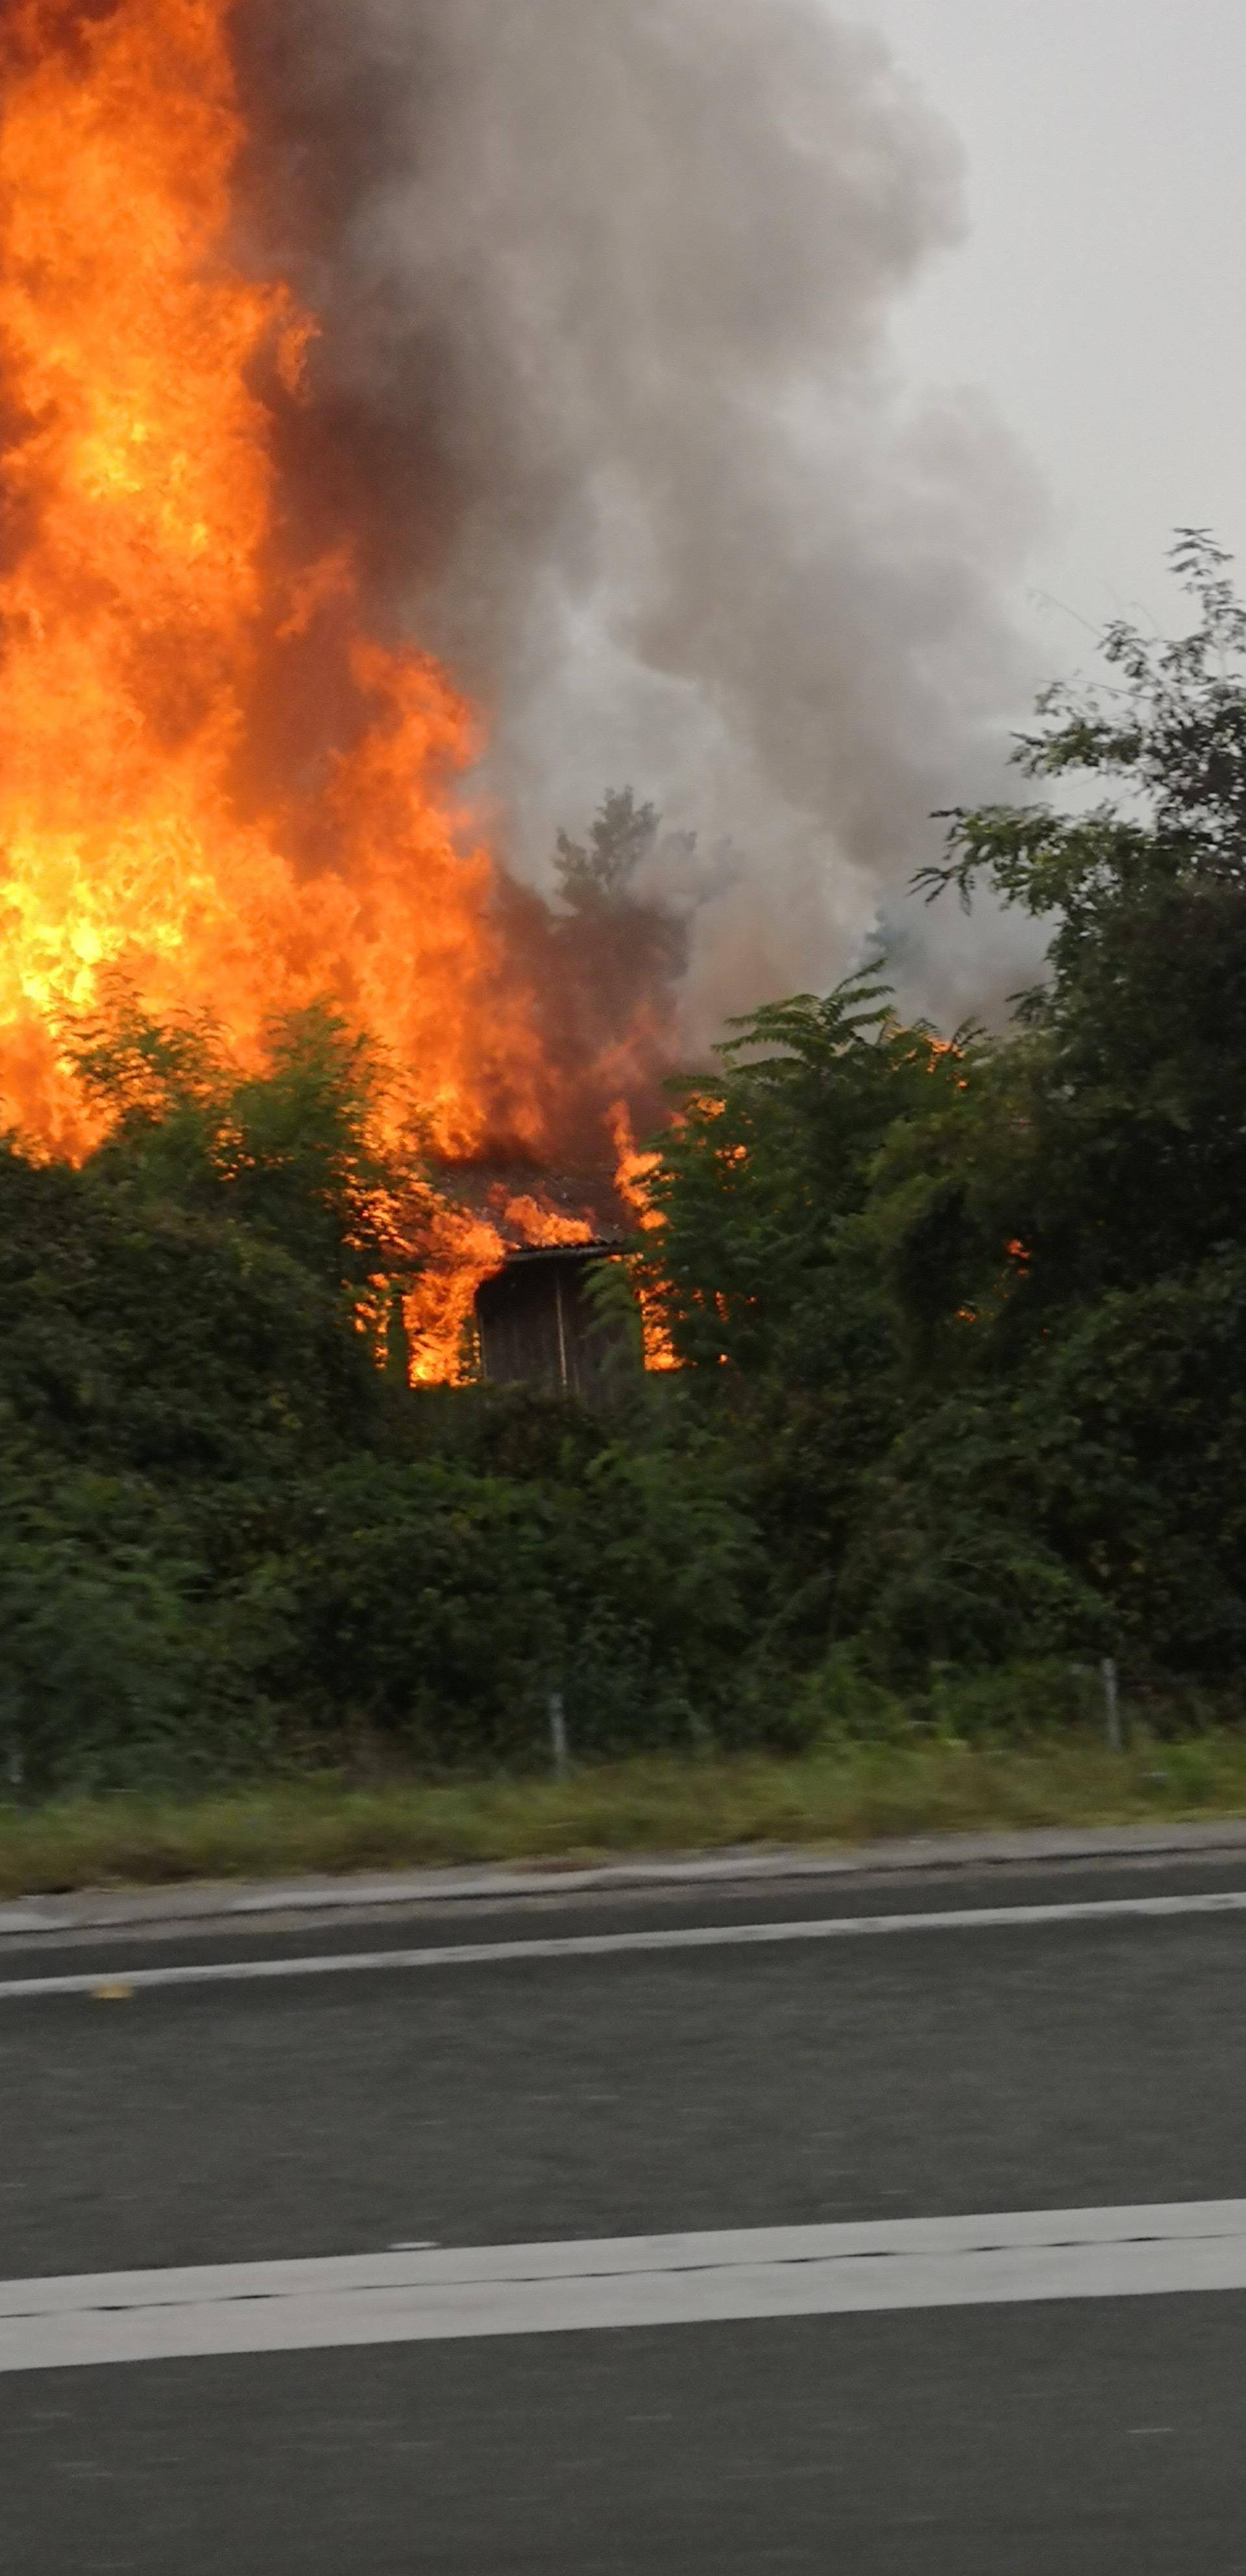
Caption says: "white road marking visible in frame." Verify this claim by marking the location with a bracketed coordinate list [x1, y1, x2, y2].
[2, 1887, 1246, 2000]
[5, 2201, 1246, 2373]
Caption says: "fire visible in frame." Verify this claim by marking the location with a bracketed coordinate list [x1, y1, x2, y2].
[0, 0, 546, 1173]
[611, 1103, 664, 1235]
[0, 0, 682, 1387]
[404, 1193, 595, 1385]
[403, 1204, 508, 1387]
[610, 1102, 679, 1370]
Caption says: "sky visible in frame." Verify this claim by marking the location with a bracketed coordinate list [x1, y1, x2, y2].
[841, 0, 1246, 662]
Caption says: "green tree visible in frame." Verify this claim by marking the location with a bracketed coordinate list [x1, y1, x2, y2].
[67, 984, 419, 1298]
[854, 536, 1246, 1672]
[914, 530, 1246, 1313]
[634, 979, 975, 1666]
[642, 976, 970, 1380]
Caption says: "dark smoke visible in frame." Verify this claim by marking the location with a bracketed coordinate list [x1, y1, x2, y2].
[234, 0, 1046, 1052]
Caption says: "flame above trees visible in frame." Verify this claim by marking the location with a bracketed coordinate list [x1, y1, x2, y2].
[0, 0, 552, 1191]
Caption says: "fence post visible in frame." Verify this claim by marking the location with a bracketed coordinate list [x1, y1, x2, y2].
[1101, 1657, 1123, 1753]
[548, 1689, 570, 1780]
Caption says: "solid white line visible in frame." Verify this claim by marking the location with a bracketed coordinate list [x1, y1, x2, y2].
[3, 1887, 1246, 2000]
[5, 2201, 1246, 2373]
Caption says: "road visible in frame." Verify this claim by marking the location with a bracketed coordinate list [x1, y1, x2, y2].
[4, 1846, 1246, 2572]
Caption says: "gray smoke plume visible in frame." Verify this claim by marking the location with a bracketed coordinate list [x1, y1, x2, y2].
[237, 0, 1046, 1043]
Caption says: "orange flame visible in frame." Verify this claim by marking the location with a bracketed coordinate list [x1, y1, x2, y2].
[0, 0, 546, 1178]
[404, 1193, 596, 1385]
[609, 1102, 678, 1370]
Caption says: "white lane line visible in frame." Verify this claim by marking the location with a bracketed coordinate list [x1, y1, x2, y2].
[3, 1888, 1246, 2000]
[5, 2201, 1246, 2373]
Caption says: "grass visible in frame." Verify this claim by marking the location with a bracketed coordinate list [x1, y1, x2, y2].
[3, 1726, 1246, 1900]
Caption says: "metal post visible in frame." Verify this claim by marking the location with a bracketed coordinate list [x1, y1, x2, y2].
[549, 1690, 570, 1779]
[1101, 1657, 1123, 1753]
[554, 1268, 570, 1393]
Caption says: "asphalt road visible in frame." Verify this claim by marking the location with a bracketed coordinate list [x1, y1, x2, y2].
[5, 1849, 1246, 2572]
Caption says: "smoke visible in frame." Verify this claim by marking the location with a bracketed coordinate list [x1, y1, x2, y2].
[234, 0, 1047, 1045]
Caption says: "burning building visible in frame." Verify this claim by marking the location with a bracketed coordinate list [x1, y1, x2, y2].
[474, 1244, 637, 1402]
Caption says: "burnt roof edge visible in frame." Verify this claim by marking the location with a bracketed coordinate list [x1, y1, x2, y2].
[482, 1237, 627, 1274]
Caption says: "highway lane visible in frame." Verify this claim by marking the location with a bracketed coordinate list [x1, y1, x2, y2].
[5, 1853, 1246, 2570]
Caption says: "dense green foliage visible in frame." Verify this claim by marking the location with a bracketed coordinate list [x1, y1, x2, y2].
[5, 540, 1246, 1789]
[641, 536, 1246, 1697]
[0, 995, 761, 1787]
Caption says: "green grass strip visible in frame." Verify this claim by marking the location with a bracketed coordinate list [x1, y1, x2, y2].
[4, 1728, 1246, 1901]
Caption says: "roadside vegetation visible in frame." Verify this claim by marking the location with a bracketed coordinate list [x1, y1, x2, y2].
[4, 1720, 1246, 1901]
[3, 536, 1246, 1865]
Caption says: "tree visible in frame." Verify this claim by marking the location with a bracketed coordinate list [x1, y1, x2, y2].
[64, 982, 434, 1313]
[632, 978, 976, 1665]
[914, 531, 1246, 1309]
[554, 787, 663, 911]
[642, 975, 970, 1379]
[852, 536, 1246, 1672]
[637, 542, 1246, 1681]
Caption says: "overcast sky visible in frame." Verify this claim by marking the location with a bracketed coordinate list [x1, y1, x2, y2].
[842, 0, 1246, 662]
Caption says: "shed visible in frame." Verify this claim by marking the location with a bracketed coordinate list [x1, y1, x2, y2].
[474, 1243, 638, 1402]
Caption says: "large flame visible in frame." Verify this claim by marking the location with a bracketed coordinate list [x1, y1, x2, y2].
[0, 0, 547, 1176]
